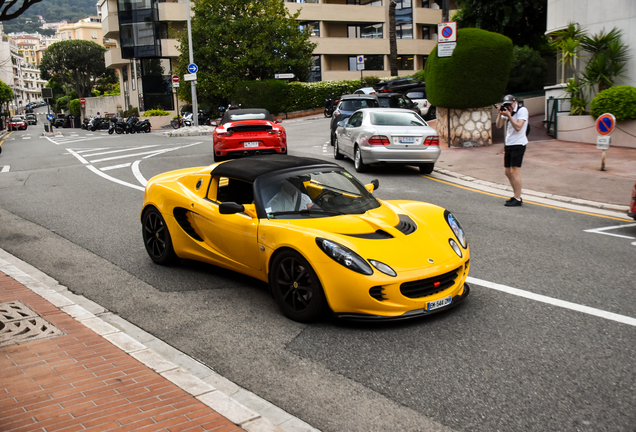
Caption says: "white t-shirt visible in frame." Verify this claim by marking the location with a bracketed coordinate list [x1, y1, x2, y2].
[504, 106, 529, 146]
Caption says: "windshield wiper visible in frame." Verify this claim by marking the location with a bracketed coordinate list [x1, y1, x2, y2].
[269, 209, 345, 218]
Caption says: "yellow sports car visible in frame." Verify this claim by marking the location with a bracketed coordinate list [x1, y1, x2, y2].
[141, 155, 470, 322]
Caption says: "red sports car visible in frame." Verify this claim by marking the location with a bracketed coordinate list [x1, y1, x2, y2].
[9, 116, 27, 131]
[628, 179, 636, 220]
[212, 108, 287, 162]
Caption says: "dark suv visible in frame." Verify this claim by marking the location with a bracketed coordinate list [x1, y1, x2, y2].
[376, 93, 421, 116]
[330, 94, 379, 145]
[374, 77, 424, 94]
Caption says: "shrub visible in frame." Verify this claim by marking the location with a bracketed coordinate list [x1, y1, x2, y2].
[143, 109, 170, 117]
[119, 105, 139, 118]
[55, 95, 70, 113]
[69, 99, 81, 117]
[590, 86, 636, 121]
[425, 28, 513, 109]
[232, 80, 289, 114]
[506, 45, 548, 94]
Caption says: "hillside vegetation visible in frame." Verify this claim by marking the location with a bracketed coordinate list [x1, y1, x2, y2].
[2, 0, 97, 35]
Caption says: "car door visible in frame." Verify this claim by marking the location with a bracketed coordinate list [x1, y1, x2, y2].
[190, 176, 263, 271]
[340, 111, 364, 158]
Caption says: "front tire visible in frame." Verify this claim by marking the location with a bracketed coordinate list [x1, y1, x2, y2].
[333, 136, 344, 160]
[270, 250, 328, 322]
[354, 146, 368, 173]
[142, 207, 178, 265]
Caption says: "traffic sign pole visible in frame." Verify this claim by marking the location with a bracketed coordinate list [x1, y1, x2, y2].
[186, 1, 198, 126]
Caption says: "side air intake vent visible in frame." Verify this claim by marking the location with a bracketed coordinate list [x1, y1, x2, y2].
[395, 214, 417, 235]
[173, 208, 203, 241]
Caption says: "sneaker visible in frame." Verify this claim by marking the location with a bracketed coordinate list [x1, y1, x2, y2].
[505, 197, 516, 203]
[505, 198, 523, 207]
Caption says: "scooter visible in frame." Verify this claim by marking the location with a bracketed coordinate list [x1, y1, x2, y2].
[125, 116, 152, 133]
[182, 112, 193, 127]
[108, 117, 127, 135]
[81, 117, 92, 130]
[90, 117, 110, 131]
[324, 96, 337, 118]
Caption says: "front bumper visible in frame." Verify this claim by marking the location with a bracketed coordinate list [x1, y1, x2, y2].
[334, 283, 470, 321]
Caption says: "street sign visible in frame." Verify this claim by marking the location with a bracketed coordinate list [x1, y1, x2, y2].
[595, 113, 616, 136]
[79, 98, 86, 103]
[173, 82, 180, 88]
[275, 73, 295, 79]
[438, 42, 457, 58]
[42, 87, 53, 99]
[184, 73, 197, 81]
[172, 75, 180, 83]
[437, 22, 457, 43]
[46, 114, 54, 121]
[596, 136, 610, 150]
[187, 63, 198, 74]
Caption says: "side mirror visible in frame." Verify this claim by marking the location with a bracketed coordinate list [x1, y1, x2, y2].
[211, 121, 218, 126]
[275, 118, 282, 124]
[219, 202, 245, 214]
[365, 179, 379, 192]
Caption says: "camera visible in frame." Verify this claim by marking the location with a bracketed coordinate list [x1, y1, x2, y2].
[500, 104, 510, 112]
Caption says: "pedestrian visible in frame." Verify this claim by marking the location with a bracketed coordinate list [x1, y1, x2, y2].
[496, 94, 529, 207]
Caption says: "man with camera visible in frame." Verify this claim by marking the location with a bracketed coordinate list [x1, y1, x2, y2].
[496, 94, 529, 207]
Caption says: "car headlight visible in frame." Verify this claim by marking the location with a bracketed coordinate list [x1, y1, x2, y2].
[369, 259, 397, 277]
[444, 210, 467, 248]
[316, 238, 373, 275]
[449, 239, 463, 258]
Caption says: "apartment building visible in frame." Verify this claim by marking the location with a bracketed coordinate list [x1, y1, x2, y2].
[99, 0, 185, 112]
[99, 0, 452, 112]
[286, 0, 451, 81]
[56, 17, 105, 45]
[0, 34, 46, 113]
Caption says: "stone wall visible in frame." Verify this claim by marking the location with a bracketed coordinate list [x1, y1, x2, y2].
[437, 106, 493, 148]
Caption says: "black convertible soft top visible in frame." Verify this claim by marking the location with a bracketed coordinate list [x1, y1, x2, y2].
[211, 155, 341, 182]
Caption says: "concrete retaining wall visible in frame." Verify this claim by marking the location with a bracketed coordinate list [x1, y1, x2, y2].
[557, 115, 636, 148]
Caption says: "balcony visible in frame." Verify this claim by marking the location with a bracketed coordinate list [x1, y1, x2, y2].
[160, 39, 181, 58]
[314, 37, 388, 55]
[413, 7, 442, 24]
[104, 48, 127, 68]
[286, 2, 385, 22]
[158, 2, 188, 22]
[102, 14, 119, 39]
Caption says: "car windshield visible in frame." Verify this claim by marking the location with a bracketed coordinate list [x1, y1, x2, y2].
[260, 169, 380, 219]
[370, 111, 426, 127]
[11, 117, 22, 122]
[340, 99, 378, 111]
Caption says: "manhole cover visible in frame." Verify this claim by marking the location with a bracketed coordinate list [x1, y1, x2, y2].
[0, 301, 64, 348]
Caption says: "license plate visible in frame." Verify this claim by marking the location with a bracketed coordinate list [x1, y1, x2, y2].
[427, 296, 451, 311]
[396, 136, 418, 144]
[243, 141, 259, 148]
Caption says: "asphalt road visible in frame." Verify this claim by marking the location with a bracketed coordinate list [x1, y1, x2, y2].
[0, 114, 634, 432]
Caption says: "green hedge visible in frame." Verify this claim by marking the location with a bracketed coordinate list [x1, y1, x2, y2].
[424, 28, 513, 109]
[590, 86, 636, 121]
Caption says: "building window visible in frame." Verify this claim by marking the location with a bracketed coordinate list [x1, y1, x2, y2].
[131, 60, 136, 91]
[395, 0, 413, 39]
[422, 25, 432, 40]
[347, 0, 382, 5]
[348, 23, 383, 39]
[309, 55, 321, 82]
[396, 55, 414, 70]
[140, 58, 173, 111]
[299, 21, 319, 37]
[349, 55, 384, 71]
[91, 31, 97, 40]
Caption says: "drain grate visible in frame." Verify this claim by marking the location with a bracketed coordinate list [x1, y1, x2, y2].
[0, 301, 64, 348]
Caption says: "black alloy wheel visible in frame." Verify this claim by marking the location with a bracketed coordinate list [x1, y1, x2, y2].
[142, 207, 178, 265]
[270, 250, 328, 322]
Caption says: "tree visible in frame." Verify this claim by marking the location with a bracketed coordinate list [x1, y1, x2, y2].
[177, 0, 316, 107]
[0, 0, 43, 21]
[506, 45, 548, 94]
[0, 80, 13, 106]
[39, 40, 116, 98]
[388, 1, 397, 76]
[454, 0, 547, 51]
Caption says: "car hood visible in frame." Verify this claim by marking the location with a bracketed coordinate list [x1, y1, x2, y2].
[264, 200, 462, 270]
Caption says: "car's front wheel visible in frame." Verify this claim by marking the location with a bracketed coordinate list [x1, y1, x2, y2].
[354, 146, 368, 173]
[333, 136, 344, 160]
[142, 207, 178, 265]
[270, 250, 329, 323]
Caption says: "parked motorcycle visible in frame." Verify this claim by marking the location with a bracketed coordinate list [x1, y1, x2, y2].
[108, 117, 127, 135]
[90, 117, 110, 131]
[125, 116, 152, 133]
[324, 96, 337, 118]
[182, 112, 194, 127]
[81, 117, 92, 130]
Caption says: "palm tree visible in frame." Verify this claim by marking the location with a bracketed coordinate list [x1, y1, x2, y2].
[580, 28, 630, 93]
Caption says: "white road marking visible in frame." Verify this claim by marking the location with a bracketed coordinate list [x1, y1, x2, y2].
[87, 165, 145, 191]
[132, 160, 146, 186]
[101, 163, 132, 171]
[584, 223, 636, 240]
[82, 145, 159, 158]
[468, 276, 636, 327]
[1, 166, 9, 173]
[89, 149, 173, 163]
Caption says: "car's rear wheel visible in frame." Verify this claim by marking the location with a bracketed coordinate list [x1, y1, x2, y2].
[354, 146, 367, 173]
[142, 207, 178, 265]
[270, 250, 329, 323]
[419, 163, 434, 174]
[333, 136, 344, 160]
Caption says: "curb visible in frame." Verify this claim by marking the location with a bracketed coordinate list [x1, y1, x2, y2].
[0, 248, 320, 432]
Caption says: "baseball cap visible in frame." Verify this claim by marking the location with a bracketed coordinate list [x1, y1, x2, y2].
[502, 94, 516, 105]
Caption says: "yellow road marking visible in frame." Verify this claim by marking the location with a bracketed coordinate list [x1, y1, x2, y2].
[424, 174, 630, 221]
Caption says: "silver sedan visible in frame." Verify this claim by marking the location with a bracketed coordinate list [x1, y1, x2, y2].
[333, 108, 440, 174]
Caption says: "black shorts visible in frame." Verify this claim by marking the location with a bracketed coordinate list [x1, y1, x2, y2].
[504, 145, 526, 168]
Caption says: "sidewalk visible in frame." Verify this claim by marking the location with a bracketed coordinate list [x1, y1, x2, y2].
[429, 115, 635, 210]
[0, 255, 316, 432]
